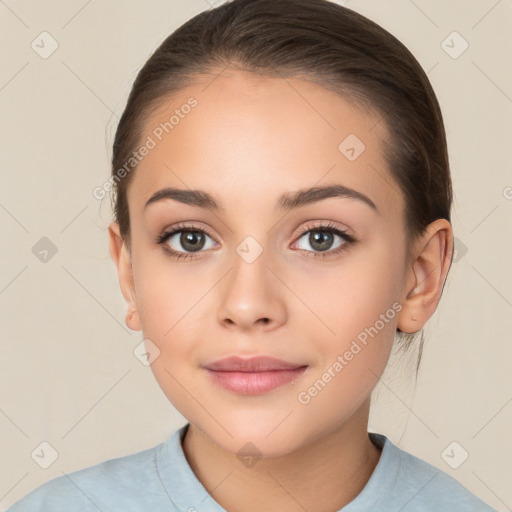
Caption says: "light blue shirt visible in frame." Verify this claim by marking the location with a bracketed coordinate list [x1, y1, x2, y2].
[7, 423, 497, 511]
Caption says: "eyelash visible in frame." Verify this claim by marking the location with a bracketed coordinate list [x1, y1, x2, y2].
[155, 221, 356, 261]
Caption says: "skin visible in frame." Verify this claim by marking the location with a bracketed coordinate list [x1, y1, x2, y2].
[109, 69, 453, 512]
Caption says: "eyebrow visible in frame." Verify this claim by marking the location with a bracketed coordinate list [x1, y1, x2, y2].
[144, 184, 378, 213]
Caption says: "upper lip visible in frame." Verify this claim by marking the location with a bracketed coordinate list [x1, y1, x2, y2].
[204, 356, 306, 372]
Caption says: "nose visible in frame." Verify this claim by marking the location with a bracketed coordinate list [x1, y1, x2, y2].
[216, 248, 287, 332]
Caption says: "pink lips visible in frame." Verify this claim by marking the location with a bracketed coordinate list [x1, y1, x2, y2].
[203, 356, 308, 395]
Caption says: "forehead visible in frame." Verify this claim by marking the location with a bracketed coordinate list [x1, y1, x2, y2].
[127, 69, 401, 219]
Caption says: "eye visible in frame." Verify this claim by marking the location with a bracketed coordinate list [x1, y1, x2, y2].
[156, 221, 356, 262]
[156, 223, 217, 260]
[292, 221, 356, 259]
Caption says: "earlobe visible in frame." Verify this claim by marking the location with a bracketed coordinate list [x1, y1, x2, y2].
[397, 219, 453, 334]
[125, 304, 140, 331]
[108, 222, 141, 331]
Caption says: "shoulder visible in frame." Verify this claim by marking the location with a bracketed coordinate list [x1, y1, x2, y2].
[6, 439, 171, 512]
[374, 433, 497, 511]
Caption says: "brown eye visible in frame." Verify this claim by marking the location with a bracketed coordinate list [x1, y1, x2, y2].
[295, 227, 349, 253]
[178, 231, 206, 252]
[308, 230, 336, 252]
[156, 223, 218, 261]
[162, 229, 216, 254]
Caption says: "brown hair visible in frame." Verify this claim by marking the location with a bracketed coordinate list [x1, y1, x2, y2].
[110, 0, 452, 372]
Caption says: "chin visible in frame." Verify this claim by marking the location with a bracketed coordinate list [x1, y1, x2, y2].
[192, 411, 313, 459]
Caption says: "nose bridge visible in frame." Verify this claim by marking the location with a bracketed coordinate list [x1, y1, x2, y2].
[228, 233, 273, 302]
[216, 230, 286, 330]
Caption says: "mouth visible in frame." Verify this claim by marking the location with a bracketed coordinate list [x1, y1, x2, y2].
[202, 355, 309, 395]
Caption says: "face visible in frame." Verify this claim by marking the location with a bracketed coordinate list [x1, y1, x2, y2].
[116, 70, 411, 457]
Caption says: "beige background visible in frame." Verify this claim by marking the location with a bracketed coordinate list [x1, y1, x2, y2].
[1, 0, 511, 510]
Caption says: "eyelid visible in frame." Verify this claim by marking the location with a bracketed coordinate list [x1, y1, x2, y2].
[156, 220, 353, 244]
[156, 221, 218, 243]
[293, 220, 353, 239]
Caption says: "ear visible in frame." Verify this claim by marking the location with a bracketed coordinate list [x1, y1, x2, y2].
[108, 221, 141, 331]
[397, 219, 453, 334]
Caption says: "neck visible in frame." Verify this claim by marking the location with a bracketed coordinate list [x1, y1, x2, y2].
[181, 399, 382, 512]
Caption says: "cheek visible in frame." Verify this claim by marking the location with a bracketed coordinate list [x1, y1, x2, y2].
[133, 254, 205, 339]
[295, 271, 400, 425]
[301, 245, 402, 341]
[131, 254, 214, 378]
[300, 242, 402, 392]
[133, 260, 206, 412]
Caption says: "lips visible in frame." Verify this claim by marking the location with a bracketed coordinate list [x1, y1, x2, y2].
[203, 356, 308, 395]
[204, 355, 305, 372]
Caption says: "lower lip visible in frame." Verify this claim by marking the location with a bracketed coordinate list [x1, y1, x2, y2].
[205, 367, 308, 395]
